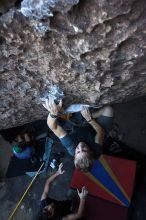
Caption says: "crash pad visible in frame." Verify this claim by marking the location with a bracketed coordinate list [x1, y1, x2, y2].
[70, 155, 136, 207]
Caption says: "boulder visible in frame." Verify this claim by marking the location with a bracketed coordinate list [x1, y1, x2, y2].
[0, 0, 146, 129]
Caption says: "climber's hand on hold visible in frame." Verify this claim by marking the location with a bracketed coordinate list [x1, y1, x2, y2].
[43, 97, 63, 116]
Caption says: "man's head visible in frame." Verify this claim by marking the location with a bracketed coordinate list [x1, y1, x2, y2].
[74, 142, 95, 172]
[42, 203, 56, 219]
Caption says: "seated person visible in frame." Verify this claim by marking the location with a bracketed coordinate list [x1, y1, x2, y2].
[38, 163, 88, 220]
[12, 133, 35, 159]
[43, 97, 113, 172]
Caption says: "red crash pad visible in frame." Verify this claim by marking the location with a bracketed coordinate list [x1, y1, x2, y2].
[70, 155, 136, 206]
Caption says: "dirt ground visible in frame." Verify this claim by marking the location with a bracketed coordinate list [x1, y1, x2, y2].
[0, 95, 146, 220]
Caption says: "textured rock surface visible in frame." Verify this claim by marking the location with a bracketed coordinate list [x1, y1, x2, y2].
[0, 0, 146, 129]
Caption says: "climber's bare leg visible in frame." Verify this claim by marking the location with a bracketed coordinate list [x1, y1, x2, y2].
[24, 133, 31, 142]
[92, 106, 114, 118]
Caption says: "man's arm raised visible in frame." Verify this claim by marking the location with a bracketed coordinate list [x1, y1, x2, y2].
[63, 186, 88, 220]
[43, 97, 67, 138]
[81, 106, 105, 146]
[41, 163, 65, 200]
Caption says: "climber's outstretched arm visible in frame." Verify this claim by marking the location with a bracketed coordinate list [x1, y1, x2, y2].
[43, 97, 67, 138]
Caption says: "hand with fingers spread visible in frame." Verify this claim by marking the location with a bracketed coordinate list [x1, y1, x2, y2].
[77, 186, 88, 200]
[57, 163, 65, 175]
[81, 106, 92, 122]
[43, 97, 63, 117]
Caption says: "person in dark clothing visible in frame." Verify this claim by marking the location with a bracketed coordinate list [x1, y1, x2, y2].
[43, 97, 114, 172]
[38, 163, 88, 220]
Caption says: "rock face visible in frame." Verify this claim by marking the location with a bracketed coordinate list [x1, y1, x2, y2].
[0, 0, 146, 129]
